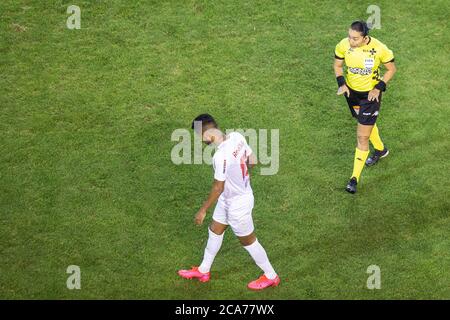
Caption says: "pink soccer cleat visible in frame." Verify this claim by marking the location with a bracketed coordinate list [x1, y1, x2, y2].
[178, 266, 210, 283]
[247, 274, 280, 290]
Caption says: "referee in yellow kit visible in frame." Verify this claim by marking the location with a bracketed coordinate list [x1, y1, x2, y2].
[334, 21, 397, 194]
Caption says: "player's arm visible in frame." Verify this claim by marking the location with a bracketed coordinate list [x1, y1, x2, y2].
[247, 152, 257, 169]
[334, 58, 350, 97]
[194, 179, 225, 225]
[245, 152, 257, 176]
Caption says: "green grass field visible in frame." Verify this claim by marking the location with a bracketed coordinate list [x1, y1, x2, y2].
[1, 0, 449, 299]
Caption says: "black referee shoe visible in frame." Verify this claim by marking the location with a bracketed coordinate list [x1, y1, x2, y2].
[366, 148, 389, 167]
[345, 177, 357, 194]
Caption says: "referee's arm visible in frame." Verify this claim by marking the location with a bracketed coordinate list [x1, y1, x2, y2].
[334, 57, 345, 78]
[334, 58, 350, 97]
[380, 61, 397, 84]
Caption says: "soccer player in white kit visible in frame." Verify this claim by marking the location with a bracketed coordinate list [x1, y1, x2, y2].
[178, 114, 280, 290]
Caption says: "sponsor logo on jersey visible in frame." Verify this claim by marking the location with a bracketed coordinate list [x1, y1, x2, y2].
[348, 67, 373, 75]
[232, 141, 244, 158]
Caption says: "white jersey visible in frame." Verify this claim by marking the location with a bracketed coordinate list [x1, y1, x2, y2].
[213, 132, 253, 201]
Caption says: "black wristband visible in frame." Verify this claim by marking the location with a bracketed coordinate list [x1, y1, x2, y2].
[336, 76, 346, 88]
[375, 80, 387, 92]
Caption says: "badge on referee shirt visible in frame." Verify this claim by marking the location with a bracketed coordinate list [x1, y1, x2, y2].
[364, 58, 375, 69]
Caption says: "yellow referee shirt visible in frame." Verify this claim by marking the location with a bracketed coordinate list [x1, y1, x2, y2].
[335, 37, 394, 92]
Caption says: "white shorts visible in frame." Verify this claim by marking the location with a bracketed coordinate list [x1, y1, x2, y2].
[212, 194, 254, 237]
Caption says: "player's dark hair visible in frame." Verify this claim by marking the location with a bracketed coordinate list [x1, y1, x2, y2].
[191, 113, 217, 130]
[350, 20, 369, 37]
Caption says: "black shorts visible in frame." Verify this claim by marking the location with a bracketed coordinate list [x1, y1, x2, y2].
[345, 86, 382, 125]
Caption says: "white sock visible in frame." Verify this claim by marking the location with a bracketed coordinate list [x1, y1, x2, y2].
[198, 228, 224, 273]
[243, 239, 277, 280]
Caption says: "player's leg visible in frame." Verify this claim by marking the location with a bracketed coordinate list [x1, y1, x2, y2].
[178, 202, 228, 282]
[238, 232, 280, 290]
[198, 220, 228, 273]
[178, 220, 227, 282]
[232, 209, 280, 290]
[346, 123, 372, 193]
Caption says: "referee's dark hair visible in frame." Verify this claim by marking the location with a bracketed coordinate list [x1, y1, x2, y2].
[350, 21, 370, 37]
